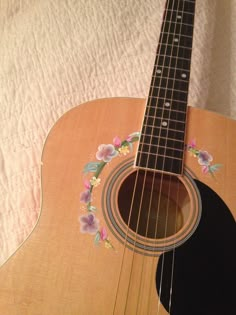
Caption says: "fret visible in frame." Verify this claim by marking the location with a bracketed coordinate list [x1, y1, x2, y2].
[154, 66, 190, 80]
[144, 112, 186, 125]
[136, 152, 183, 175]
[140, 134, 185, 149]
[164, 10, 195, 25]
[149, 87, 188, 103]
[146, 105, 187, 119]
[166, 9, 194, 16]
[162, 20, 194, 36]
[150, 77, 189, 92]
[139, 141, 184, 152]
[156, 55, 191, 68]
[142, 126, 185, 141]
[158, 44, 192, 59]
[148, 97, 187, 111]
[137, 149, 183, 160]
[165, 20, 194, 28]
[165, 0, 195, 14]
[151, 75, 188, 85]
[143, 118, 186, 133]
[139, 143, 184, 160]
[143, 124, 185, 136]
[161, 32, 193, 39]
[159, 33, 193, 50]
[157, 54, 191, 62]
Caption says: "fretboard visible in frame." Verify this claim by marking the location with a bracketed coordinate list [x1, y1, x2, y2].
[135, 0, 196, 175]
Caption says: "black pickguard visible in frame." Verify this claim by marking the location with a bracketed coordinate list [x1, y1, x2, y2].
[156, 179, 236, 315]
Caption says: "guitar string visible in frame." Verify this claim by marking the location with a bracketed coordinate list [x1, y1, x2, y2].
[149, 1, 187, 314]
[167, 1, 196, 312]
[128, 0, 185, 313]
[112, 0, 191, 313]
[155, 1, 188, 313]
[131, 0, 181, 313]
[121, 1, 175, 313]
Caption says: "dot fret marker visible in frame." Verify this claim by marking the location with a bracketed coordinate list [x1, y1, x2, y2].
[162, 121, 168, 127]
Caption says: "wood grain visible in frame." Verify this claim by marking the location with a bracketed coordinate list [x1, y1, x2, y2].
[0, 98, 235, 315]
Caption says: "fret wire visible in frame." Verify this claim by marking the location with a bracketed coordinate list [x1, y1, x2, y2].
[149, 96, 188, 104]
[157, 54, 191, 61]
[154, 65, 191, 72]
[161, 31, 193, 39]
[165, 20, 194, 27]
[165, 9, 194, 16]
[143, 124, 185, 134]
[146, 105, 186, 114]
[144, 115, 186, 124]
[157, 43, 192, 51]
[151, 75, 188, 83]
[150, 86, 189, 94]
[139, 141, 184, 152]
[141, 134, 185, 144]
[137, 151, 183, 161]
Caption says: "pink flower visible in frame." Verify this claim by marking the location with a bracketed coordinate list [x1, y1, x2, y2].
[80, 190, 91, 204]
[96, 144, 118, 162]
[202, 165, 209, 174]
[100, 227, 108, 241]
[79, 213, 99, 234]
[113, 136, 122, 147]
[84, 179, 91, 189]
[188, 139, 196, 149]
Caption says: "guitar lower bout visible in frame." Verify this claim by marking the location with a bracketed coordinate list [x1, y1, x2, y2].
[0, 97, 235, 315]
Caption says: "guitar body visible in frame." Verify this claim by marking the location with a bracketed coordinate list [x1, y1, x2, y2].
[0, 98, 235, 315]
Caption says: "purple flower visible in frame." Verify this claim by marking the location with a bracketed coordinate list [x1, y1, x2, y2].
[198, 151, 213, 166]
[80, 190, 91, 204]
[96, 144, 118, 162]
[79, 213, 99, 234]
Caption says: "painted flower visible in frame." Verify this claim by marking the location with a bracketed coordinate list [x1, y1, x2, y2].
[100, 227, 108, 241]
[198, 151, 213, 166]
[90, 176, 101, 187]
[80, 190, 92, 204]
[79, 213, 99, 234]
[113, 136, 122, 147]
[84, 179, 91, 189]
[96, 144, 118, 162]
[188, 139, 196, 149]
[118, 145, 130, 156]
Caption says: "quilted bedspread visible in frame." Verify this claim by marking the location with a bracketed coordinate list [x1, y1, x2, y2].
[1, 0, 236, 266]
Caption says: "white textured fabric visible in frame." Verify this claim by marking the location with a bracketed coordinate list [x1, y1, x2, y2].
[0, 0, 235, 266]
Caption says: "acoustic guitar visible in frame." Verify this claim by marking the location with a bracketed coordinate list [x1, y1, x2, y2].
[0, 0, 235, 314]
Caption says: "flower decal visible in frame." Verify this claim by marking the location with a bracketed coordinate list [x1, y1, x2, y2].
[79, 213, 99, 234]
[198, 151, 213, 166]
[118, 145, 130, 156]
[96, 144, 118, 162]
[78, 132, 141, 249]
[80, 190, 92, 204]
[187, 140, 222, 175]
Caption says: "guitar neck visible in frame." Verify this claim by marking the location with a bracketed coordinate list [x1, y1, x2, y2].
[136, 0, 196, 175]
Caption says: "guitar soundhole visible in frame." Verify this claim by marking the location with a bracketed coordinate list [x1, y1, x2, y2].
[118, 170, 190, 239]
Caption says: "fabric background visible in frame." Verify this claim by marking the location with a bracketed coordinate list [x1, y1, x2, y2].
[0, 0, 236, 266]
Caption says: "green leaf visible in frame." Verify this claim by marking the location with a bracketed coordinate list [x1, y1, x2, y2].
[83, 162, 101, 173]
[94, 231, 101, 245]
[88, 205, 97, 212]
